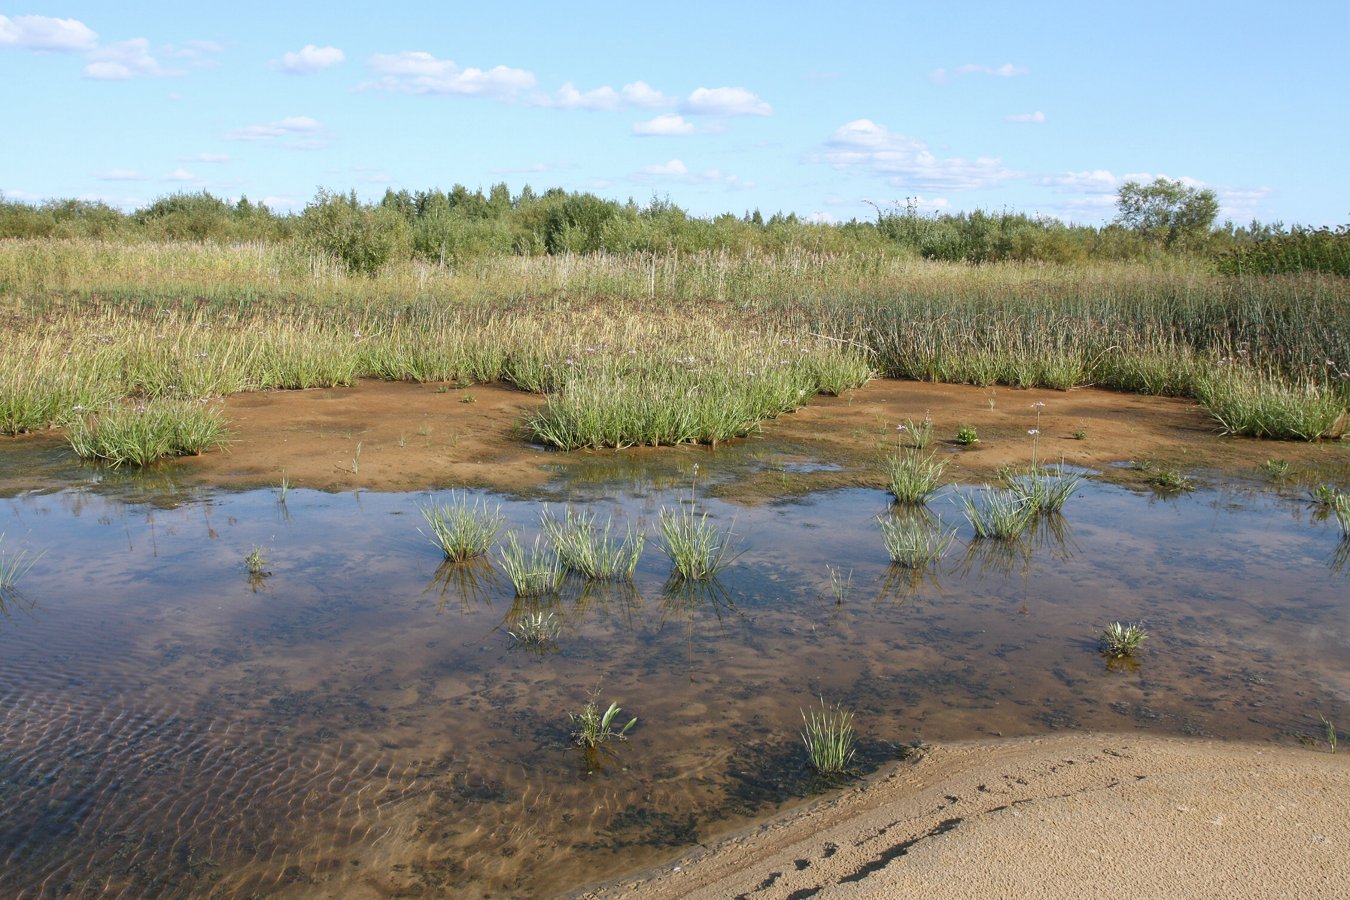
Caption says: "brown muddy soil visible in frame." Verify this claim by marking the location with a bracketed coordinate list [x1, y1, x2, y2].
[179, 378, 1347, 496]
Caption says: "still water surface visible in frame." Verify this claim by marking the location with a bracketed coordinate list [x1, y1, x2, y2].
[0, 452, 1346, 897]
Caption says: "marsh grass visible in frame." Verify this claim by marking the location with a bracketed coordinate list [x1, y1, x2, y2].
[420, 493, 504, 561]
[1196, 371, 1348, 441]
[1321, 714, 1339, 753]
[65, 400, 229, 466]
[886, 449, 947, 504]
[879, 511, 957, 568]
[825, 564, 853, 604]
[570, 691, 637, 749]
[954, 424, 979, 445]
[1334, 494, 1350, 539]
[657, 503, 739, 580]
[956, 488, 1035, 539]
[507, 609, 561, 649]
[898, 415, 934, 449]
[1149, 468, 1195, 493]
[497, 531, 565, 597]
[539, 505, 644, 580]
[244, 547, 269, 577]
[999, 464, 1083, 514]
[801, 698, 857, 776]
[1100, 621, 1148, 658]
[1259, 458, 1292, 481]
[0, 534, 42, 593]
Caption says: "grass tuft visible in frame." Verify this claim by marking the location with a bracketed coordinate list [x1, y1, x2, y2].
[879, 512, 957, 568]
[886, 449, 947, 504]
[66, 400, 229, 466]
[540, 505, 644, 580]
[420, 493, 504, 562]
[657, 503, 739, 581]
[496, 531, 564, 597]
[570, 691, 637, 749]
[0, 534, 42, 594]
[1100, 621, 1148, 658]
[999, 464, 1083, 514]
[956, 488, 1035, 540]
[801, 698, 857, 775]
[507, 610, 561, 649]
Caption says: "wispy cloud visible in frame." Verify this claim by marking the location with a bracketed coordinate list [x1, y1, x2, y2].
[633, 159, 752, 187]
[816, 119, 1015, 192]
[95, 169, 147, 181]
[84, 38, 174, 79]
[362, 51, 535, 98]
[1006, 111, 1046, 124]
[632, 114, 698, 136]
[683, 86, 772, 117]
[541, 80, 672, 111]
[279, 44, 345, 74]
[184, 152, 230, 163]
[931, 62, 1029, 84]
[225, 116, 329, 149]
[0, 14, 97, 51]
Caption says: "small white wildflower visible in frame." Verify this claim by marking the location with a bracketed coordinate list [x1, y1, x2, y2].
[1032, 401, 1045, 409]
[1028, 429, 1040, 436]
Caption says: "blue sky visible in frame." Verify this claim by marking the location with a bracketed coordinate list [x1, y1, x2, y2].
[3, 2, 1347, 226]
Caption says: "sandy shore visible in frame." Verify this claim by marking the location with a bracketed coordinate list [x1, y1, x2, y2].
[578, 734, 1350, 899]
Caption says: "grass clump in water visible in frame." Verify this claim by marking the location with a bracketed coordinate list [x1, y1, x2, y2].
[507, 610, 561, 650]
[66, 400, 229, 466]
[244, 547, 268, 576]
[886, 449, 947, 504]
[420, 493, 504, 561]
[657, 504, 739, 581]
[1100, 621, 1148, 658]
[1149, 467, 1194, 493]
[540, 505, 644, 580]
[801, 698, 857, 776]
[497, 532, 564, 597]
[1334, 493, 1350, 540]
[0, 534, 42, 595]
[879, 512, 956, 568]
[999, 464, 1083, 514]
[570, 690, 637, 749]
[956, 488, 1035, 540]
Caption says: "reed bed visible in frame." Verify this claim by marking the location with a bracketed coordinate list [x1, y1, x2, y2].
[2, 240, 1347, 449]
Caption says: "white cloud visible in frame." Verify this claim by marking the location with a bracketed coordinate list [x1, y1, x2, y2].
[363, 51, 534, 98]
[1006, 111, 1046, 124]
[542, 80, 673, 111]
[633, 114, 697, 136]
[0, 14, 97, 51]
[185, 152, 230, 163]
[931, 62, 1029, 84]
[163, 168, 199, 182]
[683, 86, 772, 117]
[95, 169, 146, 181]
[225, 116, 323, 142]
[642, 159, 689, 177]
[280, 44, 344, 74]
[84, 38, 174, 80]
[816, 119, 1015, 192]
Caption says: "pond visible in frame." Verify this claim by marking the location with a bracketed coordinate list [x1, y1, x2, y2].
[0, 445, 1346, 897]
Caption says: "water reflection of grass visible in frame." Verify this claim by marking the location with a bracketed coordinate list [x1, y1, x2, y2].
[425, 557, 503, 612]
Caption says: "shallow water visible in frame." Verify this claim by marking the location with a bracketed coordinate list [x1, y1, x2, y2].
[0, 449, 1346, 897]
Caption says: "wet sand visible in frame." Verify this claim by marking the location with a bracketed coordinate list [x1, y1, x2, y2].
[580, 733, 1350, 899]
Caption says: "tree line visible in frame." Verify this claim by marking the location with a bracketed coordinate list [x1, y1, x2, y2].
[1, 178, 1344, 276]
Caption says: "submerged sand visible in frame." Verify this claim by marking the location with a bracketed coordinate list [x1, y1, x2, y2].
[580, 734, 1350, 899]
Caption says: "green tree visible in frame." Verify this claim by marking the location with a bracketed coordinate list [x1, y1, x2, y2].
[1114, 177, 1219, 250]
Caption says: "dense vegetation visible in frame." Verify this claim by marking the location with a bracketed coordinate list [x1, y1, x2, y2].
[1, 180, 1347, 456]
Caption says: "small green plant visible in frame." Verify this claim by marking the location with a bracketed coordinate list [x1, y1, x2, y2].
[954, 424, 979, 445]
[496, 531, 565, 597]
[244, 547, 269, 577]
[1150, 468, 1194, 492]
[898, 415, 934, 449]
[276, 472, 290, 505]
[801, 698, 857, 775]
[657, 503, 739, 581]
[1072, 426, 1088, 440]
[350, 441, 363, 474]
[1320, 714, 1338, 753]
[570, 691, 637, 749]
[1100, 621, 1148, 658]
[1260, 458, 1291, 481]
[1334, 494, 1350, 539]
[0, 534, 42, 593]
[879, 513, 957, 568]
[507, 610, 561, 649]
[886, 449, 947, 504]
[460, 393, 476, 403]
[420, 493, 504, 561]
[540, 505, 644, 580]
[956, 488, 1035, 540]
[826, 564, 852, 603]
[1310, 484, 1342, 507]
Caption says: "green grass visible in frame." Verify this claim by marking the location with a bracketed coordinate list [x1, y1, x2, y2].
[65, 400, 229, 466]
[496, 532, 564, 597]
[1100, 622, 1148, 658]
[956, 488, 1036, 540]
[878, 511, 957, 568]
[898, 415, 935, 449]
[657, 503, 739, 581]
[954, 424, 979, 445]
[507, 610, 561, 649]
[999, 464, 1083, 514]
[1149, 468, 1195, 493]
[885, 449, 947, 504]
[244, 547, 269, 577]
[539, 505, 644, 580]
[801, 698, 858, 776]
[0, 533, 42, 594]
[570, 691, 637, 749]
[1334, 494, 1350, 540]
[420, 494, 504, 562]
[1195, 370, 1347, 441]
